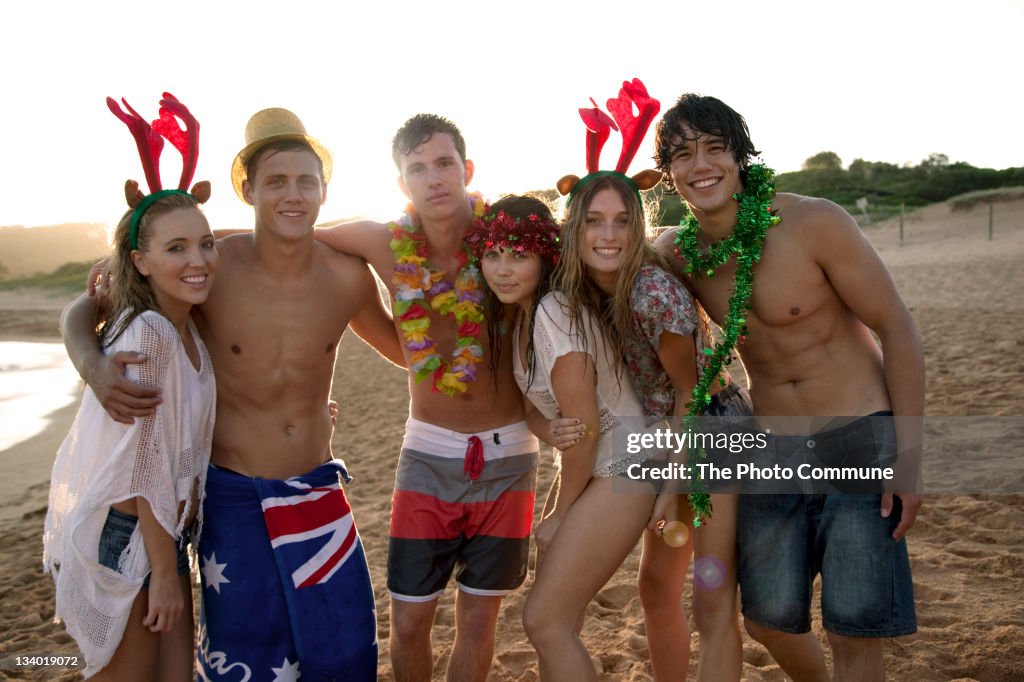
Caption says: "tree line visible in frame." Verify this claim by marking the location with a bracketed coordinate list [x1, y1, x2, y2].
[650, 153, 1024, 226]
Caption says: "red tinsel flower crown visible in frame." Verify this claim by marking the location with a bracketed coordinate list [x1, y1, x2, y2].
[466, 210, 562, 265]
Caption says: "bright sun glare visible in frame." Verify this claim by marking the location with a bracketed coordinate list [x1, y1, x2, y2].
[1, 0, 1021, 232]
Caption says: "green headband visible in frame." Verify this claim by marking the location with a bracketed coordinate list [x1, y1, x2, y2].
[129, 189, 194, 250]
[568, 170, 641, 203]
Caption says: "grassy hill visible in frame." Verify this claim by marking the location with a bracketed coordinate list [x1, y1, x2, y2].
[0, 223, 109, 279]
[0, 261, 96, 295]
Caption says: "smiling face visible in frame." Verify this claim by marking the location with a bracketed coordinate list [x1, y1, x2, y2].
[580, 187, 632, 294]
[242, 147, 326, 239]
[397, 133, 474, 225]
[480, 247, 543, 312]
[131, 207, 218, 326]
[668, 125, 744, 218]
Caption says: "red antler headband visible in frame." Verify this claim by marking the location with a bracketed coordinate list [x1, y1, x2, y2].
[556, 78, 663, 200]
[107, 92, 209, 249]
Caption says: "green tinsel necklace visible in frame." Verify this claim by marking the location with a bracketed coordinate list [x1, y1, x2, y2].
[672, 163, 781, 526]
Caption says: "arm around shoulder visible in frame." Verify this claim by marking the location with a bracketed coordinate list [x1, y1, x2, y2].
[348, 266, 406, 368]
[61, 293, 102, 380]
[315, 219, 390, 261]
[61, 297, 162, 424]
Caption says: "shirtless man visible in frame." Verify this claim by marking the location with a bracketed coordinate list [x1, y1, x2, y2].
[314, 114, 572, 682]
[62, 108, 402, 680]
[651, 94, 924, 681]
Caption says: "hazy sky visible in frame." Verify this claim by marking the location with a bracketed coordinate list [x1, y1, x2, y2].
[2, 0, 1021, 233]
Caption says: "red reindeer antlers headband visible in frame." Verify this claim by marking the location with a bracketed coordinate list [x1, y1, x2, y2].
[107, 92, 209, 249]
[557, 78, 662, 200]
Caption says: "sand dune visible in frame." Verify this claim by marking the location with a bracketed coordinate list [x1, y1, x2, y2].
[1, 198, 1021, 681]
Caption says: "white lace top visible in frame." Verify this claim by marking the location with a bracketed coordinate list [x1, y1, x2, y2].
[43, 310, 215, 677]
[514, 292, 666, 477]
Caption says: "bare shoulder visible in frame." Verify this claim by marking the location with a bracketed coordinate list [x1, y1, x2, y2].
[315, 219, 391, 248]
[773, 193, 862, 247]
[313, 242, 375, 296]
[651, 227, 691, 281]
[210, 232, 254, 262]
[774, 193, 856, 230]
[322, 217, 391, 235]
[314, 218, 395, 274]
[652, 225, 678, 251]
[316, 240, 371, 272]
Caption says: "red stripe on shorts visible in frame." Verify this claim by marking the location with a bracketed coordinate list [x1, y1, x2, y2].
[390, 489, 535, 540]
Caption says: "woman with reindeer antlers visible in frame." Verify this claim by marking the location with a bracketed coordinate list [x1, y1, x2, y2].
[518, 79, 751, 681]
[43, 94, 217, 680]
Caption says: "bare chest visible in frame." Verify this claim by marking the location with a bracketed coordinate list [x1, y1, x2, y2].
[198, 268, 357, 374]
[688, 231, 830, 332]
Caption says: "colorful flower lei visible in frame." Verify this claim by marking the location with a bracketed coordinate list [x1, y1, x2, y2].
[672, 164, 781, 525]
[390, 192, 490, 397]
[465, 209, 562, 265]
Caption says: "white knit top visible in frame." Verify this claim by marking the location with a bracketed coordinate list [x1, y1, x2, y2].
[42, 310, 215, 677]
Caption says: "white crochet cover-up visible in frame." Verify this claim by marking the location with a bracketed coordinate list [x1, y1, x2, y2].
[42, 310, 215, 677]
[514, 292, 667, 477]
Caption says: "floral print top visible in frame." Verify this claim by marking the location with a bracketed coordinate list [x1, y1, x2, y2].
[624, 263, 709, 421]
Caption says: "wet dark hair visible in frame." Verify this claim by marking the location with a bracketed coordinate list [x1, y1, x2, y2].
[246, 139, 324, 183]
[482, 194, 558, 390]
[654, 93, 760, 193]
[391, 114, 467, 170]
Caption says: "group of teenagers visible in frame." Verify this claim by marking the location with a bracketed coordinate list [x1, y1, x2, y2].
[41, 80, 924, 681]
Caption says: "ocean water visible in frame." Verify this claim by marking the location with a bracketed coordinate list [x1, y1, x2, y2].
[0, 342, 81, 452]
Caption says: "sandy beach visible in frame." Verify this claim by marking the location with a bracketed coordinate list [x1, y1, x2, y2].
[1, 198, 1021, 681]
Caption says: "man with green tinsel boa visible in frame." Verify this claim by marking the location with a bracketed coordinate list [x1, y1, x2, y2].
[654, 94, 924, 682]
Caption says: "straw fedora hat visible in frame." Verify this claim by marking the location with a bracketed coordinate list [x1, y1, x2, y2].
[230, 107, 333, 200]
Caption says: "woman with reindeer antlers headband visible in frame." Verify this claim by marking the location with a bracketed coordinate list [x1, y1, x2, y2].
[512, 79, 751, 681]
[43, 94, 217, 680]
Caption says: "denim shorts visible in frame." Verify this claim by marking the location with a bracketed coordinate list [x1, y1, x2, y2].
[700, 383, 754, 492]
[98, 507, 190, 587]
[737, 413, 917, 637]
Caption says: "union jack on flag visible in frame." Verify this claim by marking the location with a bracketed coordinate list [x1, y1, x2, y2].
[259, 479, 360, 589]
[199, 460, 378, 680]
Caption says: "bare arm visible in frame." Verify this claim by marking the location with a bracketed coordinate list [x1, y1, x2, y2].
[314, 220, 386, 260]
[648, 329, 700, 528]
[524, 399, 584, 450]
[60, 294, 160, 424]
[212, 228, 251, 239]
[60, 293, 102, 379]
[812, 199, 924, 538]
[136, 497, 183, 632]
[653, 228, 691, 281]
[348, 269, 406, 368]
[546, 351, 600, 516]
[531, 349, 599, 556]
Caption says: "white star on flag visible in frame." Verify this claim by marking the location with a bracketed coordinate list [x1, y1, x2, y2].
[201, 552, 230, 594]
[271, 657, 301, 682]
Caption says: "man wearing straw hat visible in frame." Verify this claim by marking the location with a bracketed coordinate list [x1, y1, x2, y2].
[62, 107, 402, 680]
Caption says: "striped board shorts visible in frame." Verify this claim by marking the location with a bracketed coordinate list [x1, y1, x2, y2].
[387, 417, 539, 602]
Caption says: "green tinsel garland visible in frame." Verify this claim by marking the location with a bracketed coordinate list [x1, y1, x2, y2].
[672, 164, 781, 526]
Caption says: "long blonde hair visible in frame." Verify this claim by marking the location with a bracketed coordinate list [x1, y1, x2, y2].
[99, 193, 202, 346]
[553, 175, 669, 368]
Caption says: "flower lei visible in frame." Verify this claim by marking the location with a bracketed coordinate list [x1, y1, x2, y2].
[390, 192, 490, 396]
[672, 164, 781, 526]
